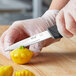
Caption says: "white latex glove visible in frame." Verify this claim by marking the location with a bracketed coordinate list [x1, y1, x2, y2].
[56, 0, 76, 38]
[0, 10, 59, 59]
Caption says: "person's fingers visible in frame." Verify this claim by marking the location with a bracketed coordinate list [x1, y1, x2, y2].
[2, 28, 20, 59]
[0, 31, 11, 59]
[0, 31, 8, 48]
[64, 12, 76, 35]
[70, 7, 76, 22]
[0, 38, 10, 59]
[0, 39, 3, 53]
[56, 10, 73, 37]
[29, 43, 42, 56]
[4, 28, 20, 50]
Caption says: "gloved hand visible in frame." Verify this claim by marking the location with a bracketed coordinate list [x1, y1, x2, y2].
[56, 0, 76, 38]
[0, 10, 59, 59]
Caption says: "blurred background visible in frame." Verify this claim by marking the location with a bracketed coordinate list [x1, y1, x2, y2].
[0, 0, 52, 25]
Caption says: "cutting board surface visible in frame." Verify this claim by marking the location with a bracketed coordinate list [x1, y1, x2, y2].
[0, 26, 76, 76]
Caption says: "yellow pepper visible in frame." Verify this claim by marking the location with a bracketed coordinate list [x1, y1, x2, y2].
[10, 46, 33, 64]
[0, 65, 13, 76]
[15, 70, 35, 76]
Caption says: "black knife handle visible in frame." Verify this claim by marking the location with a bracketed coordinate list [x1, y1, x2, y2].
[48, 25, 62, 39]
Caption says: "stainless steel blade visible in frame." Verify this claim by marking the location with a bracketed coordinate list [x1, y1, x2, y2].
[5, 30, 53, 51]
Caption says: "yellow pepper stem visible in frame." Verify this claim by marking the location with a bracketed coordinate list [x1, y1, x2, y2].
[19, 46, 24, 49]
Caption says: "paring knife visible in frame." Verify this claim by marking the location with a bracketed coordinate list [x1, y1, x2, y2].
[5, 25, 62, 52]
